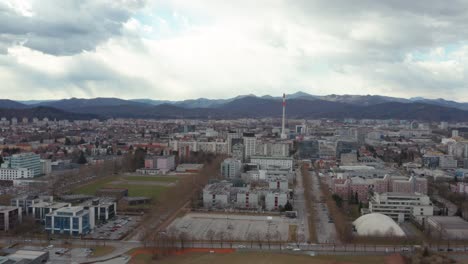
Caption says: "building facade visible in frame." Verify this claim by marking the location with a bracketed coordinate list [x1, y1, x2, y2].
[45, 206, 91, 235]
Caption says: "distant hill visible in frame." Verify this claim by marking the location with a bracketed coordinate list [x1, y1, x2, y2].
[0, 99, 27, 109]
[3, 93, 468, 121]
[34, 97, 152, 111]
[0, 106, 99, 120]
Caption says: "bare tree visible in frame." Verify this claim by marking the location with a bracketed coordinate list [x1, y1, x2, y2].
[216, 231, 225, 248]
[207, 229, 215, 247]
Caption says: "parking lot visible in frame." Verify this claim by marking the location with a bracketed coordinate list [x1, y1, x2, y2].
[88, 215, 141, 240]
[167, 212, 296, 241]
[21, 245, 98, 263]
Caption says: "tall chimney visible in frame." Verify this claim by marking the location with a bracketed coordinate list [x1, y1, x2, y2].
[281, 93, 287, 139]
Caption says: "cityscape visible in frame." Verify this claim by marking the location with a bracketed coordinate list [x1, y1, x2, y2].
[2, 1, 468, 264]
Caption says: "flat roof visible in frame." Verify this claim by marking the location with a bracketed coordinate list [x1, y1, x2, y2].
[8, 250, 47, 260]
[0, 206, 19, 212]
[428, 216, 468, 230]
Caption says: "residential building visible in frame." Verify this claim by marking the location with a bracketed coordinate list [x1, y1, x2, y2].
[0, 168, 33, 180]
[243, 132, 257, 159]
[202, 182, 232, 209]
[265, 192, 288, 211]
[40, 159, 52, 175]
[156, 155, 175, 172]
[250, 156, 293, 171]
[236, 190, 258, 209]
[374, 175, 428, 194]
[267, 176, 289, 192]
[220, 158, 242, 179]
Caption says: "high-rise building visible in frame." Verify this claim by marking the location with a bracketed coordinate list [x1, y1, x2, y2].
[220, 158, 242, 179]
[243, 132, 256, 160]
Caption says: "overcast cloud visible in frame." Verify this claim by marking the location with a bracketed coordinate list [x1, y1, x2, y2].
[1, 0, 468, 101]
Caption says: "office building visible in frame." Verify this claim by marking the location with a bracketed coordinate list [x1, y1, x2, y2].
[0, 206, 22, 231]
[3, 153, 41, 176]
[369, 192, 433, 223]
[45, 206, 91, 235]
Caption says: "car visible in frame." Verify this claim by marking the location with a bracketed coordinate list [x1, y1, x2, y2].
[235, 245, 246, 249]
[401, 247, 409, 252]
[292, 248, 301, 251]
[47, 245, 54, 249]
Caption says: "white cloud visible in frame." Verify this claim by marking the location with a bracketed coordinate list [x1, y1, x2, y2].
[1, 0, 468, 101]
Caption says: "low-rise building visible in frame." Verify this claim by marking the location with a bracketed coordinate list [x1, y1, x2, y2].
[45, 206, 91, 235]
[426, 216, 468, 240]
[81, 198, 116, 227]
[202, 182, 232, 209]
[0, 206, 22, 231]
[250, 156, 293, 171]
[11, 195, 53, 215]
[30, 202, 71, 222]
[369, 192, 433, 223]
[0, 168, 34, 180]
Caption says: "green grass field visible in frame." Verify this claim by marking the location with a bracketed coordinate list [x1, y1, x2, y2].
[72, 175, 170, 201]
[107, 184, 167, 200]
[133, 252, 387, 264]
[122, 176, 179, 182]
[73, 176, 118, 195]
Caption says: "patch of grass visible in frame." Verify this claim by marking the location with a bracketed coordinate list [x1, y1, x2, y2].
[108, 184, 168, 200]
[151, 252, 386, 264]
[72, 176, 168, 201]
[90, 246, 115, 257]
[72, 176, 118, 195]
[122, 176, 179, 182]
[133, 253, 153, 264]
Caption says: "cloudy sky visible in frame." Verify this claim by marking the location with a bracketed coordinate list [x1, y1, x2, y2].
[1, 0, 468, 101]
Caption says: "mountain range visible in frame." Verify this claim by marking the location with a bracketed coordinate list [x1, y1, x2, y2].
[0, 92, 467, 121]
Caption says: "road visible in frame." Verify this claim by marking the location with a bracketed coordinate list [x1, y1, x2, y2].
[293, 169, 310, 243]
[309, 169, 339, 244]
[5, 236, 468, 263]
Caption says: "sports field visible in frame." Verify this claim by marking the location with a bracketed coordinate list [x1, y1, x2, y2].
[72, 175, 176, 200]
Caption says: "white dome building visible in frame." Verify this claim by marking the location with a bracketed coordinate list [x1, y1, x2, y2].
[353, 213, 405, 237]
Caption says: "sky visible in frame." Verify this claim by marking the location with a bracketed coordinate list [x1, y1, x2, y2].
[1, 0, 468, 101]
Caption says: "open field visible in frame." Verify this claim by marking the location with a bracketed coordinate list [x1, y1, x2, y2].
[72, 175, 172, 201]
[90, 245, 115, 257]
[73, 176, 118, 195]
[122, 176, 179, 182]
[166, 213, 296, 241]
[132, 252, 388, 264]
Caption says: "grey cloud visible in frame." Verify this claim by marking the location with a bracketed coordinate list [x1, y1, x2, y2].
[0, 0, 146, 55]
